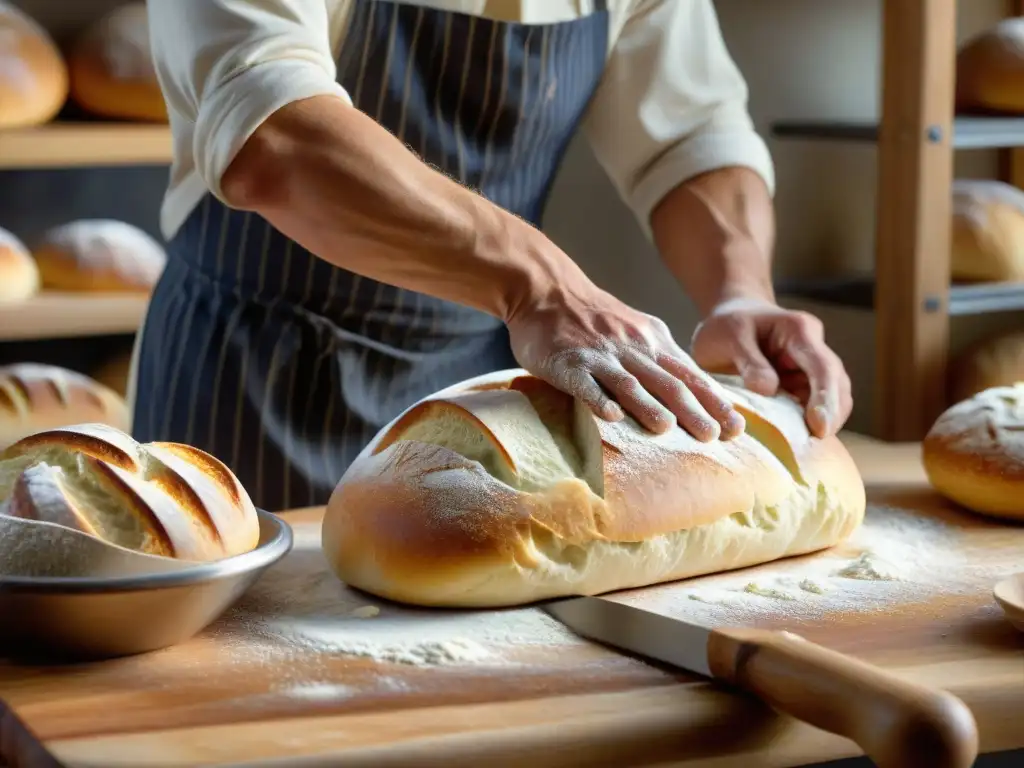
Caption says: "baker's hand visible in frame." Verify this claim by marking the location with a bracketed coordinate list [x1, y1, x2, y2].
[689, 298, 852, 438]
[505, 287, 746, 441]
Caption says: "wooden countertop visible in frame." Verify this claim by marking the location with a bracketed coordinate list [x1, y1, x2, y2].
[1, 434, 1022, 767]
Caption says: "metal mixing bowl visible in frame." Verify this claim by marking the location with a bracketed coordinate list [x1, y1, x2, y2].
[0, 509, 293, 660]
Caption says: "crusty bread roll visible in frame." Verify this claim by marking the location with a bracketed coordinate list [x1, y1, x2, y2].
[68, 2, 167, 122]
[949, 329, 1024, 403]
[0, 364, 129, 450]
[956, 19, 1024, 115]
[32, 220, 166, 293]
[0, 227, 40, 304]
[0, 423, 260, 560]
[923, 385, 1024, 522]
[0, 2, 68, 128]
[322, 369, 867, 608]
[950, 179, 1024, 283]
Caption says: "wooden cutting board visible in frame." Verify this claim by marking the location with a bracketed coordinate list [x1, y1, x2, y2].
[1, 435, 1023, 768]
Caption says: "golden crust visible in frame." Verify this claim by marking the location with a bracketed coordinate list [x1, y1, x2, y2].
[323, 370, 866, 608]
[0, 4, 68, 129]
[0, 424, 260, 560]
[67, 3, 167, 123]
[923, 384, 1024, 521]
[0, 231, 41, 304]
[0, 364, 129, 450]
[32, 220, 167, 294]
[956, 20, 1024, 115]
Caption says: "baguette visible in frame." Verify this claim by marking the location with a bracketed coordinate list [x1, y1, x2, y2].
[0, 364, 129, 450]
[0, 423, 260, 561]
[322, 369, 867, 608]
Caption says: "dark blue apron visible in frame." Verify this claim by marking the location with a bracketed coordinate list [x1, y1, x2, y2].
[132, 0, 610, 511]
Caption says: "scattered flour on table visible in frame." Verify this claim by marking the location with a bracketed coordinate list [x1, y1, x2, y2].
[617, 505, 1012, 623]
[215, 521, 577, 668]
[214, 506, 1014, 668]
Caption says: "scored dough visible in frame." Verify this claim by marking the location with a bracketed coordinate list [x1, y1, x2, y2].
[923, 384, 1024, 522]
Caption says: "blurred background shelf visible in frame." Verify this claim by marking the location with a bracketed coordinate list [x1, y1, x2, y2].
[772, 116, 1024, 149]
[777, 276, 1024, 316]
[0, 123, 172, 169]
[0, 293, 148, 341]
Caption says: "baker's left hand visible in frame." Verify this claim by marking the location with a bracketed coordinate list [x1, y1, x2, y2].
[689, 298, 852, 438]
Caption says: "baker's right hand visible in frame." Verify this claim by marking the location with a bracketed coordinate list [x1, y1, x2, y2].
[505, 286, 746, 441]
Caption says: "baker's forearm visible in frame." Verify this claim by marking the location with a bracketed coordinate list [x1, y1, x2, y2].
[649, 166, 776, 317]
[221, 95, 578, 321]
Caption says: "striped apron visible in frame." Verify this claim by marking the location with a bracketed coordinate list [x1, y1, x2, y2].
[132, 0, 610, 512]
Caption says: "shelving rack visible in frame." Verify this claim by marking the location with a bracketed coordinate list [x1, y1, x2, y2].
[772, 0, 1024, 442]
[0, 123, 170, 341]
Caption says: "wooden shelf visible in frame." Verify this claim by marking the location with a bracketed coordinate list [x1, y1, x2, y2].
[0, 123, 172, 169]
[0, 293, 148, 341]
[777, 276, 1024, 316]
[772, 116, 1024, 149]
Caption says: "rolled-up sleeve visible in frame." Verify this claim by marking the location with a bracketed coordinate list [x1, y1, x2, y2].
[148, 0, 351, 202]
[583, 0, 775, 237]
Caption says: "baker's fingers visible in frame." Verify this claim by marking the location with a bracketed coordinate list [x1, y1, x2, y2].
[784, 339, 845, 438]
[620, 354, 722, 441]
[545, 364, 625, 423]
[727, 319, 780, 397]
[591, 362, 680, 435]
[654, 352, 744, 440]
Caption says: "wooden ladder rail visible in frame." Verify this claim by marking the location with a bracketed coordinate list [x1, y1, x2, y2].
[873, 0, 958, 441]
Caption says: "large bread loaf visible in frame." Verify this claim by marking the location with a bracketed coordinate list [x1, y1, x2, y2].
[322, 369, 867, 608]
[0, 423, 260, 561]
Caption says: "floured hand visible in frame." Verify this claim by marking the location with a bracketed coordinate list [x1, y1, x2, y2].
[690, 298, 853, 438]
[505, 286, 745, 441]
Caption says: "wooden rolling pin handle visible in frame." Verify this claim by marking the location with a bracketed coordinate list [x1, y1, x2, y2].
[706, 628, 979, 768]
[0, 699, 65, 768]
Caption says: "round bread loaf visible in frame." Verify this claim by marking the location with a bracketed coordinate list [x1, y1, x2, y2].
[68, 2, 166, 122]
[322, 369, 867, 608]
[0, 2, 68, 128]
[32, 220, 166, 293]
[950, 329, 1024, 403]
[950, 180, 1024, 283]
[0, 363, 129, 450]
[923, 385, 1024, 522]
[0, 227, 40, 304]
[956, 19, 1024, 114]
[0, 423, 260, 560]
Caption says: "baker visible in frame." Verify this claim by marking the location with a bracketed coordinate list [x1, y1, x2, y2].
[131, 0, 852, 512]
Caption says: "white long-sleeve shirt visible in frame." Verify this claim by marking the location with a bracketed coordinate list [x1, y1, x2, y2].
[147, 0, 774, 240]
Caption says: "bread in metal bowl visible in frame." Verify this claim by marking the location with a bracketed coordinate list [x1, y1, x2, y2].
[0, 423, 259, 561]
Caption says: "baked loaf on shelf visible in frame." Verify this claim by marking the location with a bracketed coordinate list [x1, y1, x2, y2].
[0, 363, 129, 450]
[0, 227, 40, 304]
[923, 384, 1024, 522]
[950, 180, 1024, 283]
[322, 369, 867, 608]
[0, 2, 68, 128]
[32, 220, 166, 293]
[0, 423, 260, 560]
[956, 19, 1024, 115]
[68, 2, 167, 122]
